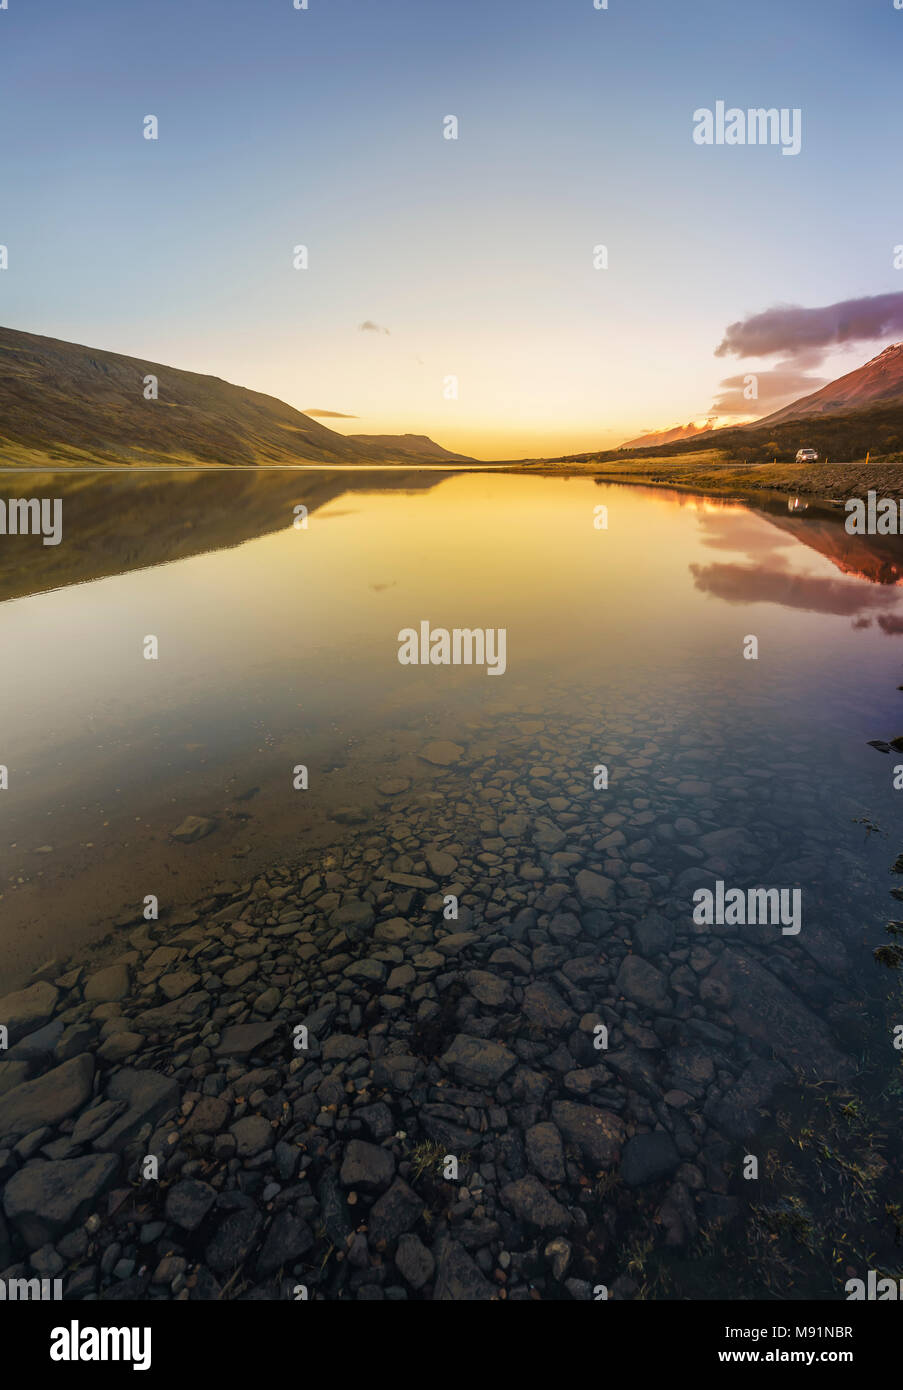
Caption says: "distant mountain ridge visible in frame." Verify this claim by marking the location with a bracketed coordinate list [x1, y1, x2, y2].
[756, 342, 903, 426]
[620, 421, 714, 449]
[597, 343, 903, 465]
[0, 326, 472, 467]
[347, 433, 474, 461]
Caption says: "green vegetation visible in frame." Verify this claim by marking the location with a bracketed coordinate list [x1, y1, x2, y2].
[558, 401, 903, 468]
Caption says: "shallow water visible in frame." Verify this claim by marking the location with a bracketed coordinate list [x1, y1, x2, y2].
[4, 467, 903, 1298]
[2, 469, 903, 981]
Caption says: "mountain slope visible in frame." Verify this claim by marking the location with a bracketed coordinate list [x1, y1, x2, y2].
[346, 433, 474, 461]
[757, 342, 903, 426]
[620, 421, 714, 449]
[0, 327, 473, 467]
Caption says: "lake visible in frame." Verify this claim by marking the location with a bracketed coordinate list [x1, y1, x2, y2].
[1, 467, 902, 1299]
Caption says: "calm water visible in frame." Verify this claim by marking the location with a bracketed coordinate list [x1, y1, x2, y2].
[4, 466, 903, 1298]
[2, 468, 903, 985]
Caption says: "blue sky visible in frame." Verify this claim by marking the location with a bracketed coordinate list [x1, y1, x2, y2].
[1, 0, 901, 456]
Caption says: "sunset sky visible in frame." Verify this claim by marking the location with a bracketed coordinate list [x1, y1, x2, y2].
[1, 0, 901, 459]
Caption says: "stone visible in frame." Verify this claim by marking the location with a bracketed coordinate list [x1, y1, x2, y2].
[545, 1236, 572, 1280]
[432, 1237, 494, 1300]
[386, 873, 436, 892]
[322, 1034, 368, 1062]
[255, 1211, 313, 1276]
[344, 959, 386, 984]
[329, 900, 375, 942]
[372, 1053, 421, 1092]
[374, 919, 411, 943]
[522, 981, 574, 1032]
[205, 1209, 262, 1275]
[707, 1059, 789, 1140]
[420, 741, 464, 766]
[378, 777, 410, 796]
[575, 870, 615, 906]
[656, 1180, 698, 1247]
[501, 1175, 571, 1233]
[230, 1115, 273, 1158]
[632, 911, 675, 957]
[425, 848, 458, 876]
[182, 1095, 231, 1136]
[346, 1106, 387, 1147]
[3, 1154, 119, 1248]
[620, 1131, 681, 1187]
[387, 964, 416, 991]
[92, 1069, 179, 1152]
[0, 1055, 94, 1137]
[71, 1101, 127, 1147]
[704, 949, 854, 1081]
[395, 1232, 434, 1289]
[98, 1033, 143, 1064]
[525, 1122, 566, 1183]
[551, 1101, 625, 1168]
[440, 1035, 516, 1088]
[435, 931, 478, 957]
[134, 992, 209, 1034]
[158, 970, 199, 1001]
[84, 963, 131, 1004]
[534, 819, 567, 853]
[615, 955, 673, 1013]
[5, 1023, 64, 1061]
[465, 971, 512, 1008]
[215, 1021, 279, 1058]
[339, 1140, 395, 1191]
[368, 1178, 424, 1246]
[171, 815, 217, 843]
[0, 1061, 34, 1098]
[165, 1179, 216, 1231]
[0, 982, 59, 1046]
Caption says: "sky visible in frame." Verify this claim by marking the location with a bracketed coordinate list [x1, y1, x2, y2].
[1, 0, 902, 459]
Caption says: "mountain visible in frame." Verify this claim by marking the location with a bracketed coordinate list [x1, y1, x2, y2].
[346, 433, 474, 462]
[0, 326, 472, 467]
[0, 467, 451, 605]
[620, 420, 715, 449]
[757, 342, 903, 426]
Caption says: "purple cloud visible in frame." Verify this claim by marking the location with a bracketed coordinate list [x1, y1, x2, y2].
[715, 292, 903, 361]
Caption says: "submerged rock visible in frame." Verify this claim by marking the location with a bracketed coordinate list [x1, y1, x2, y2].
[0, 981, 59, 1046]
[3, 1154, 119, 1248]
[170, 815, 217, 843]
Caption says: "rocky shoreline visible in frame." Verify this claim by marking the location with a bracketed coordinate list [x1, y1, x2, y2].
[512, 456, 903, 502]
[0, 713, 886, 1301]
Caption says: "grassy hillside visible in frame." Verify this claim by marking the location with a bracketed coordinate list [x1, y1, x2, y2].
[554, 403, 903, 470]
[0, 326, 471, 468]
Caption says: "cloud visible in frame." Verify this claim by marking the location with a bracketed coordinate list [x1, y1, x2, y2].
[304, 408, 359, 419]
[359, 320, 390, 335]
[855, 615, 903, 634]
[689, 560, 903, 617]
[715, 292, 903, 361]
[711, 361, 827, 415]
